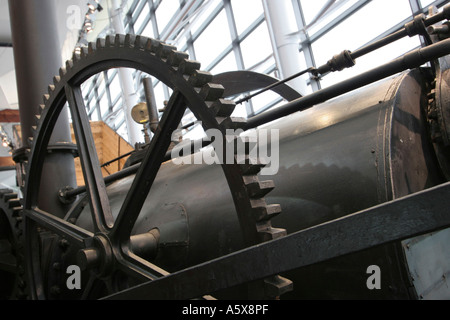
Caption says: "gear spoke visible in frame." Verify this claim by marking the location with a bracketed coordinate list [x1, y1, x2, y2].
[24, 208, 93, 248]
[80, 273, 96, 300]
[116, 251, 169, 282]
[65, 84, 114, 232]
[112, 90, 187, 240]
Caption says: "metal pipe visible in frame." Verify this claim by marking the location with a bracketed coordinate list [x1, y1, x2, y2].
[246, 37, 450, 129]
[143, 78, 159, 134]
[8, 0, 72, 147]
[262, 0, 308, 95]
[110, 0, 143, 145]
[8, 0, 76, 218]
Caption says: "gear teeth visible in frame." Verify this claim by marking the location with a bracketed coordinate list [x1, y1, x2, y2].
[167, 51, 189, 67]
[145, 38, 163, 53]
[96, 38, 106, 49]
[7, 198, 21, 209]
[105, 34, 115, 47]
[12, 207, 22, 218]
[43, 94, 50, 105]
[38, 104, 45, 115]
[218, 117, 247, 130]
[88, 42, 96, 54]
[199, 83, 225, 101]
[48, 85, 55, 94]
[257, 222, 287, 242]
[0, 189, 12, 197]
[115, 34, 126, 47]
[252, 202, 282, 221]
[208, 99, 236, 117]
[157, 43, 177, 60]
[2, 192, 17, 202]
[53, 75, 61, 85]
[125, 34, 136, 47]
[189, 70, 213, 87]
[239, 161, 267, 175]
[178, 59, 201, 77]
[80, 47, 88, 58]
[134, 35, 147, 50]
[59, 67, 67, 77]
[246, 180, 275, 198]
[66, 60, 73, 71]
[264, 275, 293, 298]
[72, 51, 81, 62]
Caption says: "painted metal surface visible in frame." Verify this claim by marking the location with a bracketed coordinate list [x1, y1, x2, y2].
[75, 68, 448, 299]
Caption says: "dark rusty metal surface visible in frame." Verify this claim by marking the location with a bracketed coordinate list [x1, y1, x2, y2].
[105, 181, 450, 300]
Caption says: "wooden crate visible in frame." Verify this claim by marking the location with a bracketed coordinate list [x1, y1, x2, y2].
[72, 121, 134, 187]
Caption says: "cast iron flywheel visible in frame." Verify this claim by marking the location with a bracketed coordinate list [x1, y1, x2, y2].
[21, 34, 290, 300]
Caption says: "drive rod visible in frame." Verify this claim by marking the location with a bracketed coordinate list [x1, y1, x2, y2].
[246, 37, 450, 129]
[237, 4, 450, 104]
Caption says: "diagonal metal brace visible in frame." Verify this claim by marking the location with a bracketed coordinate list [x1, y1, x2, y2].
[105, 181, 450, 300]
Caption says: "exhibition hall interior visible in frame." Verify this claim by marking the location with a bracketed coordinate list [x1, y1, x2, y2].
[0, 0, 450, 301]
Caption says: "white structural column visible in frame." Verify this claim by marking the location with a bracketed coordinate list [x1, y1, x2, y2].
[110, 0, 143, 145]
[262, 0, 308, 95]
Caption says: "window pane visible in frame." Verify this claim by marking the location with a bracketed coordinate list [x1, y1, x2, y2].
[90, 105, 99, 121]
[193, 10, 231, 69]
[307, 0, 359, 36]
[231, 0, 264, 35]
[240, 22, 272, 69]
[189, 0, 223, 36]
[134, 2, 150, 32]
[99, 93, 109, 118]
[300, 0, 329, 25]
[420, 0, 435, 7]
[141, 19, 155, 38]
[156, 0, 180, 34]
[109, 73, 121, 103]
[210, 52, 238, 74]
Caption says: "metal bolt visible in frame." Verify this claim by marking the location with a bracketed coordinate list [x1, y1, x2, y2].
[50, 286, 61, 296]
[59, 238, 70, 251]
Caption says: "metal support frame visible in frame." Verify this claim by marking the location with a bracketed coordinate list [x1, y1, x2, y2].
[106, 180, 450, 300]
[110, 0, 144, 145]
[262, 0, 308, 95]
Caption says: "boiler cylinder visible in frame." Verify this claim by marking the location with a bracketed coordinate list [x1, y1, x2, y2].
[76, 69, 448, 299]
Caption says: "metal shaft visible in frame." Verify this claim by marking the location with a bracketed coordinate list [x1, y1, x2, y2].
[246, 38, 450, 129]
[143, 78, 160, 134]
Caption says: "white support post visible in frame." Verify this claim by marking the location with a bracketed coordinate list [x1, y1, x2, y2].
[110, 0, 143, 145]
[262, 0, 308, 95]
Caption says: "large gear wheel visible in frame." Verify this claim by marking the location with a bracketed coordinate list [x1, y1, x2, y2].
[0, 189, 27, 299]
[22, 34, 291, 299]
